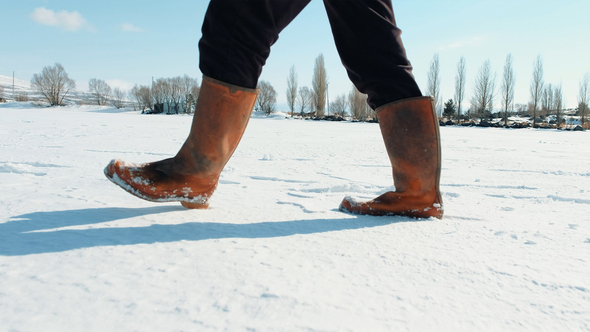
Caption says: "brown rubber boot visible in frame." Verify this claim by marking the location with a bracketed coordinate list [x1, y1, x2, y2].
[339, 96, 443, 219]
[104, 76, 258, 209]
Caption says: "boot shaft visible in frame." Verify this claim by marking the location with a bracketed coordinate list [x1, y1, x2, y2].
[176, 76, 259, 176]
[376, 97, 441, 195]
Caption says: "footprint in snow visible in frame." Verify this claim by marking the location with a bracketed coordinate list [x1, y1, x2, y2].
[0, 163, 47, 176]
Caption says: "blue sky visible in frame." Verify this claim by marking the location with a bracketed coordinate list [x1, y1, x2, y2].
[1, 0, 589, 109]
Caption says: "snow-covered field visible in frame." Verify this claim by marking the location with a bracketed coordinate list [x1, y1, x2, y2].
[1, 102, 589, 331]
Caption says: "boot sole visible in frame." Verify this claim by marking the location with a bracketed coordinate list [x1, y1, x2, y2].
[339, 198, 443, 219]
[103, 166, 210, 209]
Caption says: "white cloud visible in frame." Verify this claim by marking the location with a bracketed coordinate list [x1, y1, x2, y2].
[121, 23, 144, 33]
[30, 7, 92, 32]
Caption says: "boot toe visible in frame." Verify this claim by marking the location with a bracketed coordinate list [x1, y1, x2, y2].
[339, 196, 367, 214]
[339, 198, 353, 213]
[104, 159, 119, 179]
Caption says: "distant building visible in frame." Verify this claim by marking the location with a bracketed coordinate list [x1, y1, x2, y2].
[152, 103, 189, 114]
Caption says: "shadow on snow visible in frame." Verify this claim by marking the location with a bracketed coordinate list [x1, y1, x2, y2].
[1, 206, 420, 256]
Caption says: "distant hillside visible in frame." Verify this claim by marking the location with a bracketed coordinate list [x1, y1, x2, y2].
[0, 75, 31, 95]
[0, 74, 95, 105]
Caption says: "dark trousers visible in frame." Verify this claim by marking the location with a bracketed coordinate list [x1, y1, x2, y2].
[199, 0, 422, 110]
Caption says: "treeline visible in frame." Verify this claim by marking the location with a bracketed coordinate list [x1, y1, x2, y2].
[130, 76, 200, 114]
[426, 54, 590, 128]
[262, 53, 589, 127]
[21, 59, 590, 128]
[88, 78, 126, 109]
[86, 75, 201, 114]
[23, 63, 201, 114]
[257, 54, 375, 121]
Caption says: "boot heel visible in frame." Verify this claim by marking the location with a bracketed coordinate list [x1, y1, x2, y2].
[180, 201, 209, 209]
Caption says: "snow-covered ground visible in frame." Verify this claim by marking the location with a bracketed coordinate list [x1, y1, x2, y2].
[1, 103, 589, 331]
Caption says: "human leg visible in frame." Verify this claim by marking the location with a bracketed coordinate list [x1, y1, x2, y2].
[105, 0, 310, 208]
[322, 0, 421, 109]
[199, 0, 311, 88]
[323, 0, 443, 218]
[339, 97, 443, 219]
[104, 77, 258, 208]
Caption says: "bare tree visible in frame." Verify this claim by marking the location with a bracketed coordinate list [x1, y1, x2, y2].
[256, 80, 277, 115]
[348, 85, 372, 119]
[427, 53, 441, 115]
[454, 56, 466, 119]
[0, 85, 4, 99]
[471, 59, 496, 120]
[168, 77, 184, 114]
[542, 83, 554, 117]
[190, 84, 200, 112]
[286, 65, 298, 117]
[31, 63, 76, 106]
[140, 86, 153, 112]
[88, 78, 112, 106]
[130, 85, 142, 111]
[547, 84, 554, 115]
[578, 72, 590, 126]
[553, 83, 563, 128]
[529, 55, 544, 127]
[16, 92, 29, 102]
[500, 54, 515, 126]
[152, 78, 168, 113]
[179, 75, 199, 114]
[130, 84, 152, 113]
[112, 87, 125, 109]
[160, 78, 174, 113]
[312, 54, 327, 116]
[515, 103, 528, 115]
[297, 86, 313, 115]
[330, 94, 347, 116]
[547, 85, 554, 115]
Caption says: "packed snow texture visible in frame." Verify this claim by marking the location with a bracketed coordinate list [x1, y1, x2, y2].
[0, 103, 589, 331]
